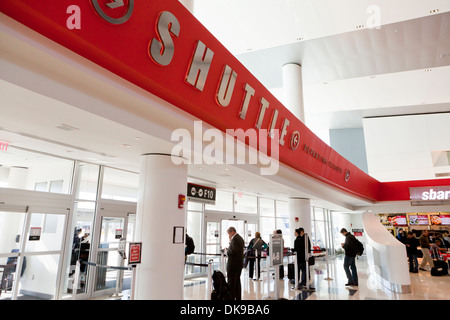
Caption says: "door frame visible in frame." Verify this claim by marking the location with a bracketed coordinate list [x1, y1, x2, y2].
[0, 188, 72, 300]
[86, 200, 136, 299]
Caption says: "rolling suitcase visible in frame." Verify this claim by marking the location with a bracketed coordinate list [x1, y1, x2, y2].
[279, 265, 284, 279]
[287, 263, 295, 280]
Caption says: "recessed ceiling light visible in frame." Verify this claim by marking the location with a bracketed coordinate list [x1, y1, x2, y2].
[134, 137, 141, 140]
[121, 144, 131, 148]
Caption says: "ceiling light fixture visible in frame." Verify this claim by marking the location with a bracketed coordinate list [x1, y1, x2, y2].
[121, 144, 131, 148]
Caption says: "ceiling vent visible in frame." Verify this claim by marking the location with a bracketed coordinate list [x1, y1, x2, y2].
[55, 124, 80, 131]
[435, 172, 450, 178]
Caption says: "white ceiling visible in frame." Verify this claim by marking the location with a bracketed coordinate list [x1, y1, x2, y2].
[191, 1, 450, 181]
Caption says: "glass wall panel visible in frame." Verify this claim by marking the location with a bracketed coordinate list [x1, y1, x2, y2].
[15, 254, 61, 300]
[0, 211, 25, 255]
[0, 146, 74, 194]
[63, 201, 95, 296]
[275, 200, 289, 218]
[276, 217, 291, 248]
[205, 190, 233, 212]
[259, 198, 275, 217]
[75, 163, 100, 201]
[101, 167, 138, 202]
[187, 201, 203, 211]
[260, 217, 275, 245]
[234, 193, 257, 214]
[25, 212, 66, 252]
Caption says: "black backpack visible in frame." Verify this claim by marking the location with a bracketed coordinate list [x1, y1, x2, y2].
[185, 235, 195, 255]
[211, 270, 232, 300]
[355, 238, 364, 256]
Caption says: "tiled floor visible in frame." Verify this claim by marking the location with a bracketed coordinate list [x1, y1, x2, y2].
[183, 255, 450, 300]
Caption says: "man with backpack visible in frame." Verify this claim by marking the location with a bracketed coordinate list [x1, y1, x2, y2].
[340, 228, 359, 287]
[185, 233, 195, 263]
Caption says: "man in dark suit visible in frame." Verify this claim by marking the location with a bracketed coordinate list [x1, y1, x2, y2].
[226, 227, 245, 300]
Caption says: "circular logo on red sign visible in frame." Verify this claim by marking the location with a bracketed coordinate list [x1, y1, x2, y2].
[91, 0, 134, 24]
[345, 170, 351, 181]
[290, 131, 300, 150]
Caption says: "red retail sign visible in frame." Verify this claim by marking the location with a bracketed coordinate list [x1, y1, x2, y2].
[3, 1, 446, 201]
[129, 242, 142, 265]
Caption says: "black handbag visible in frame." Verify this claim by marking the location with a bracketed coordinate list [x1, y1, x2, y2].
[308, 256, 315, 266]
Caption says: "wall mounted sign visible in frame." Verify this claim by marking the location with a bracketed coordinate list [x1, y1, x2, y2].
[128, 242, 142, 265]
[29, 227, 42, 241]
[187, 183, 216, 205]
[410, 186, 450, 201]
[173, 226, 184, 244]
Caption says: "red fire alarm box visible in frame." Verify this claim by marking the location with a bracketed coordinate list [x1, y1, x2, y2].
[178, 194, 186, 209]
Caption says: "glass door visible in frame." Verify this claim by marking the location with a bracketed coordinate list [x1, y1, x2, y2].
[0, 207, 27, 300]
[87, 203, 136, 299]
[0, 206, 69, 300]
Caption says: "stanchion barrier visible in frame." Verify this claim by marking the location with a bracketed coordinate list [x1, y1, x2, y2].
[323, 249, 333, 281]
[72, 260, 81, 300]
[207, 259, 213, 300]
[292, 252, 299, 290]
[304, 234, 315, 292]
[80, 261, 134, 299]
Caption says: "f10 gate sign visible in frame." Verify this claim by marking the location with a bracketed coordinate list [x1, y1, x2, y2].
[187, 183, 216, 205]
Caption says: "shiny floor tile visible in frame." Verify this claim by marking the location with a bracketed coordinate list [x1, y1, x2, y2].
[183, 255, 450, 300]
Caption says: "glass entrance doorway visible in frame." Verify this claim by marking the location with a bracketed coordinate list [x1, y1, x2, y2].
[89, 205, 135, 299]
[221, 219, 258, 248]
[0, 205, 69, 300]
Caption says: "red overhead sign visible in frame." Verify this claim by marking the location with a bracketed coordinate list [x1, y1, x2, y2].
[1, 1, 449, 202]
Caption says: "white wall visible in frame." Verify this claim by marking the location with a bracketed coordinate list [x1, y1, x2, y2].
[363, 113, 450, 182]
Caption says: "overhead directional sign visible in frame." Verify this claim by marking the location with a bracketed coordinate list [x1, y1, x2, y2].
[187, 183, 216, 205]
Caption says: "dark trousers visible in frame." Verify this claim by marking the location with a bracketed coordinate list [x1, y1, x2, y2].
[343, 255, 358, 285]
[248, 258, 261, 279]
[227, 270, 242, 300]
[298, 262, 308, 285]
[408, 253, 418, 272]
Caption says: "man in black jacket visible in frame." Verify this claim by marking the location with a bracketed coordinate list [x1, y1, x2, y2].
[405, 231, 419, 273]
[226, 227, 245, 300]
[293, 228, 311, 288]
[340, 228, 358, 286]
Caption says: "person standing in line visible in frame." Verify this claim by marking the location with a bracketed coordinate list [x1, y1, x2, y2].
[405, 231, 419, 273]
[419, 229, 434, 271]
[396, 228, 406, 244]
[293, 228, 311, 289]
[226, 227, 245, 300]
[340, 228, 358, 287]
[247, 232, 266, 280]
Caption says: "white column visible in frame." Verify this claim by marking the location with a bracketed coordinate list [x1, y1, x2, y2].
[288, 198, 311, 246]
[179, 0, 195, 13]
[134, 154, 187, 299]
[282, 63, 305, 123]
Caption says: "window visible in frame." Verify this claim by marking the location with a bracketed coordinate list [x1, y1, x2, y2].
[0, 146, 74, 194]
[75, 163, 100, 200]
[259, 198, 275, 217]
[234, 193, 257, 214]
[101, 167, 138, 202]
[205, 190, 233, 212]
